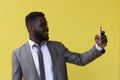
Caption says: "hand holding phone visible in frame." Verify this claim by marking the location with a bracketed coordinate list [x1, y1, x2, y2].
[99, 26, 107, 47]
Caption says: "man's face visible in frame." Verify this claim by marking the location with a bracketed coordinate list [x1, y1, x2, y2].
[31, 16, 49, 41]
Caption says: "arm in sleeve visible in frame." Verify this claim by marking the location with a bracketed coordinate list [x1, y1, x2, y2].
[64, 45, 105, 66]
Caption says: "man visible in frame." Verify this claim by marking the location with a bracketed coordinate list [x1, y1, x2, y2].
[12, 11, 108, 80]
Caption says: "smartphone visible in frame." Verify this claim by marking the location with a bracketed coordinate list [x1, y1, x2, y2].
[100, 26, 104, 36]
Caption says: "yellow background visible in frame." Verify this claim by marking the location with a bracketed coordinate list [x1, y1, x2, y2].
[0, 0, 119, 80]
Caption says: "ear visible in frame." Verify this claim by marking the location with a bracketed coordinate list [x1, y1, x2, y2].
[27, 24, 34, 33]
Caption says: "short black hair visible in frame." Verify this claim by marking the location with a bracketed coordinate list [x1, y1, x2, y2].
[25, 11, 45, 27]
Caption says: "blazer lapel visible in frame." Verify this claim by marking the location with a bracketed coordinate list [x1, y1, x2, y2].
[24, 41, 57, 80]
[47, 41, 57, 80]
[24, 42, 39, 78]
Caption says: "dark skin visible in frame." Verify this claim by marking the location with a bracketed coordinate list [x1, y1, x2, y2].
[95, 31, 108, 48]
[27, 16, 108, 48]
[27, 16, 49, 44]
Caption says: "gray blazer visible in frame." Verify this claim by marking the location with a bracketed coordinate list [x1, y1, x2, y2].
[12, 41, 104, 80]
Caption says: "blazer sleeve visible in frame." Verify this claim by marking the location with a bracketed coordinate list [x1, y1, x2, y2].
[12, 50, 22, 80]
[61, 43, 105, 66]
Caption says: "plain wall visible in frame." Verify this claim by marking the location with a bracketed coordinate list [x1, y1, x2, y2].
[0, 0, 119, 80]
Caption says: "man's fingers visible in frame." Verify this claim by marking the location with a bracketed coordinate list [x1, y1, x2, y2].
[101, 34, 108, 43]
[95, 35, 100, 39]
[95, 33, 108, 48]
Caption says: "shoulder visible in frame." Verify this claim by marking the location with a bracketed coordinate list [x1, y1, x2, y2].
[47, 40, 64, 46]
[48, 40, 61, 44]
[13, 42, 29, 54]
[47, 40, 67, 50]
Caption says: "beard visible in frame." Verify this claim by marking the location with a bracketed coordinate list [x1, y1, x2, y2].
[34, 31, 49, 41]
